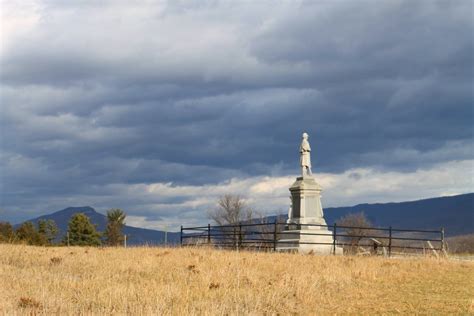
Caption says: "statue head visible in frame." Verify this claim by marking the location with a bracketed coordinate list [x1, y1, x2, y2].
[302, 132, 309, 139]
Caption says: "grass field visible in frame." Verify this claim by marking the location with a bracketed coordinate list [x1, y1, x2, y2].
[1, 244, 473, 315]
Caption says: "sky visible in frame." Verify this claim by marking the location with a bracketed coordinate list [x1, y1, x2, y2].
[0, 0, 473, 230]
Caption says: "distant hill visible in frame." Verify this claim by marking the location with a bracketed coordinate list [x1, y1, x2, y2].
[268, 193, 473, 237]
[324, 193, 473, 236]
[17, 206, 180, 245]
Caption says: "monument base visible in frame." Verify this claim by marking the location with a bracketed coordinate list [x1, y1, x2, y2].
[277, 226, 343, 255]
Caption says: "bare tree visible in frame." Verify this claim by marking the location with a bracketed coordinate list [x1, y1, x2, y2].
[209, 195, 253, 226]
[208, 195, 253, 248]
[336, 212, 373, 253]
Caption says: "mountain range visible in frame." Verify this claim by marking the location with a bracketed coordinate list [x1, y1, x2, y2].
[15, 193, 473, 245]
[323, 193, 473, 236]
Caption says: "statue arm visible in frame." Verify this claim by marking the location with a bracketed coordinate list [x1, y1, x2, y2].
[301, 140, 311, 152]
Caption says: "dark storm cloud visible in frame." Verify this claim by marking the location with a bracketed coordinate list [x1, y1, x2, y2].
[0, 0, 472, 224]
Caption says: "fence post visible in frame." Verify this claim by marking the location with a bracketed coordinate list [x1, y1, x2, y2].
[207, 224, 211, 245]
[180, 225, 183, 246]
[273, 221, 278, 252]
[233, 226, 237, 249]
[333, 223, 337, 255]
[67, 232, 70, 247]
[441, 227, 445, 252]
[124, 234, 127, 248]
[388, 226, 392, 257]
[238, 223, 242, 249]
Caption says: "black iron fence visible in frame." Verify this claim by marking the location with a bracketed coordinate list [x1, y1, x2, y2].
[180, 222, 445, 257]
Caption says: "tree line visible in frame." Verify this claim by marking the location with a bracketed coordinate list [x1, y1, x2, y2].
[0, 208, 127, 247]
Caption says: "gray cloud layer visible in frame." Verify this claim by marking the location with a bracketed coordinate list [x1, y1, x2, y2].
[1, 1, 473, 225]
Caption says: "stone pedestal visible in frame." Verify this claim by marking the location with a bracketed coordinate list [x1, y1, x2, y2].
[288, 176, 326, 227]
[278, 229, 338, 254]
[277, 175, 342, 255]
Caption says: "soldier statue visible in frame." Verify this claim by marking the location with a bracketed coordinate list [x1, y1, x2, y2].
[300, 132, 312, 176]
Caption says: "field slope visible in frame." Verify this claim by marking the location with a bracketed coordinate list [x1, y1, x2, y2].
[0, 245, 473, 314]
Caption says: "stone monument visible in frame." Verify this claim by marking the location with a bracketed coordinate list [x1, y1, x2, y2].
[278, 132, 342, 254]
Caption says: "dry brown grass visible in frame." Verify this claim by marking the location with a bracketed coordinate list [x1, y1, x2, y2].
[0, 244, 473, 315]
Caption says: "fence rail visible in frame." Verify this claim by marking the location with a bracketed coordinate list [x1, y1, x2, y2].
[181, 222, 445, 257]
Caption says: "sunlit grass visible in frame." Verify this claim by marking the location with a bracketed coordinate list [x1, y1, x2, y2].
[0, 244, 473, 314]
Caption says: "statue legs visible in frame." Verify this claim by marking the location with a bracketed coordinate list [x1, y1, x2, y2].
[301, 166, 312, 177]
